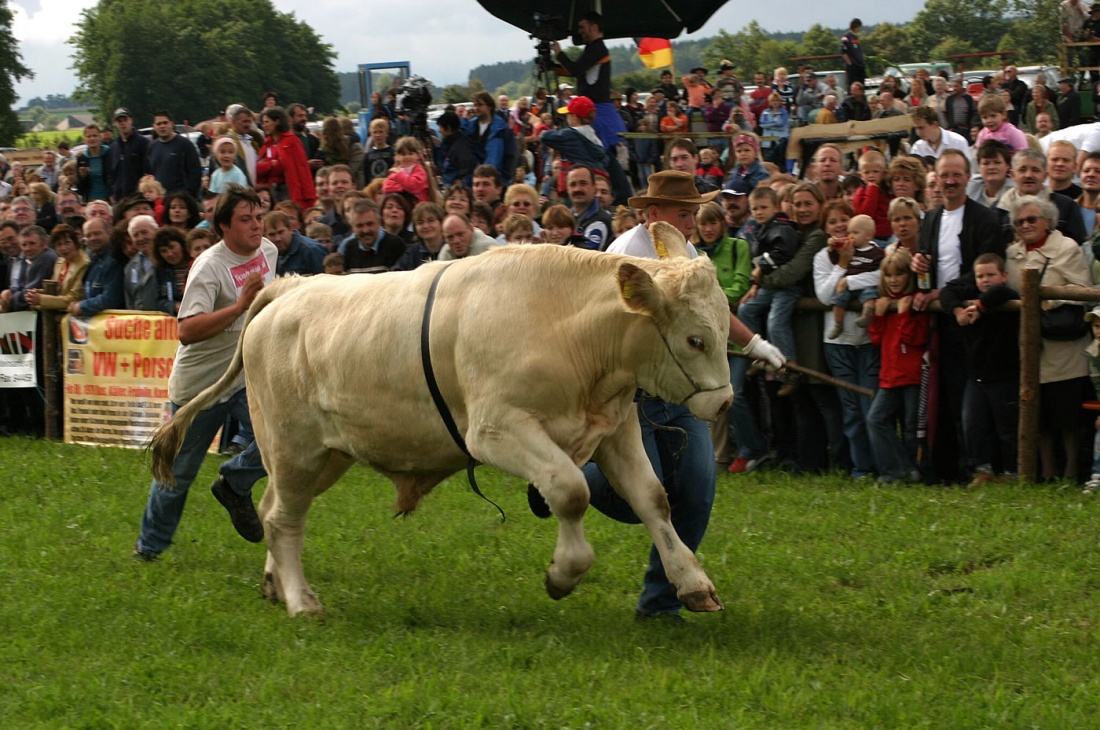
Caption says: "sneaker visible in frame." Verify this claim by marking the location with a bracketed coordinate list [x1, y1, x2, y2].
[1084, 474, 1100, 494]
[744, 453, 772, 473]
[728, 457, 749, 474]
[526, 483, 552, 519]
[210, 476, 264, 543]
[826, 323, 844, 340]
[967, 470, 996, 489]
[219, 442, 245, 457]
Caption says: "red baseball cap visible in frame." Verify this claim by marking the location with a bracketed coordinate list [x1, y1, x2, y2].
[558, 95, 596, 119]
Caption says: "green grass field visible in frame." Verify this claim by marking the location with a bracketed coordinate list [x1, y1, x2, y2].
[3, 437, 1100, 728]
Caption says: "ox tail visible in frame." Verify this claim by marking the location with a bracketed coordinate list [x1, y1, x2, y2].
[148, 276, 311, 485]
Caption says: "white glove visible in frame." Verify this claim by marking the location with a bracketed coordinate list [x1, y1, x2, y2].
[743, 334, 786, 371]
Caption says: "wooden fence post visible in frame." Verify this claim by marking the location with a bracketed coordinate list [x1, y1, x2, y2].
[41, 280, 60, 440]
[1018, 268, 1041, 482]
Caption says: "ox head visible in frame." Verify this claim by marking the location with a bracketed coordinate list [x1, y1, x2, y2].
[617, 223, 733, 421]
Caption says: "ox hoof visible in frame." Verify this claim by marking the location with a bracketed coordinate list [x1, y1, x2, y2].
[286, 592, 325, 617]
[544, 571, 577, 601]
[262, 572, 282, 604]
[680, 590, 724, 613]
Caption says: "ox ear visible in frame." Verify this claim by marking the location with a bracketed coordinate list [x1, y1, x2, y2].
[649, 221, 690, 259]
[618, 262, 663, 316]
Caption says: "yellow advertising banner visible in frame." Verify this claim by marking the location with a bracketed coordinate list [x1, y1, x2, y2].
[62, 310, 178, 448]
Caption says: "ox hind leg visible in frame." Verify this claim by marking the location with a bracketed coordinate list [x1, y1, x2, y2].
[591, 409, 722, 613]
[467, 418, 596, 601]
[260, 449, 354, 616]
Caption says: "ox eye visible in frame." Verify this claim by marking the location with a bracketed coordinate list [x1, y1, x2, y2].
[687, 336, 705, 352]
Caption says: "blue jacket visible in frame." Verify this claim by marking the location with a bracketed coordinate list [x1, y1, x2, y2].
[437, 132, 480, 187]
[725, 159, 770, 192]
[460, 113, 511, 178]
[277, 232, 327, 276]
[79, 248, 125, 316]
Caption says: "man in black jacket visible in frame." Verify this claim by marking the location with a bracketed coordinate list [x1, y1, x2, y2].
[145, 110, 202, 199]
[105, 108, 149, 202]
[912, 149, 1012, 483]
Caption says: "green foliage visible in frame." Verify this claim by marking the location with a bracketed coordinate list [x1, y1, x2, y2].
[440, 84, 471, 104]
[69, 0, 340, 124]
[1001, 0, 1062, 65]
[930, 37, 979, 61]
[862, 22, 918, 75]
[612, 70, 663, 95]
[0, 0, 31, 146]
[799, 24, 841, 59]
[907, 0, 1012, 59]
[5, 438, 1100, 727]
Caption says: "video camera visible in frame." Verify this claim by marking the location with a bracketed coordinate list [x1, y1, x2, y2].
[531, 13, 562, 76]
[394, 75, 433, 144]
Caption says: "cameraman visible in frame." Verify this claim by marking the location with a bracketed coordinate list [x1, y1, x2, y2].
[550, 12, 626, 151]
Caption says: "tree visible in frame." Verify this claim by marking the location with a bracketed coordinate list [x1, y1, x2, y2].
[907, 0, 1011, 59]
[798, 24, 840, 61]
[1000, 0, 1061, 65]
[702, 23, 768, 79]
[70, 0, 340, 124]
[0, 0, 32, 145]
[862, 22, 919, 73]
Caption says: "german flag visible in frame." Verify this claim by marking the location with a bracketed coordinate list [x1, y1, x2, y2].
[636, 38, 672, 70]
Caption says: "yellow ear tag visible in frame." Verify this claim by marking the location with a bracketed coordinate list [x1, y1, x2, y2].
[654, 239, 669, 259]
[622, 282, 635, 299]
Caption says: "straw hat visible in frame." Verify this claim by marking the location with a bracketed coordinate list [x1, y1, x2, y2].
[628, 170, 719, 208]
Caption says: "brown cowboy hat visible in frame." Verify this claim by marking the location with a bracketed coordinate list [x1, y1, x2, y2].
[628, 170, 719, 208]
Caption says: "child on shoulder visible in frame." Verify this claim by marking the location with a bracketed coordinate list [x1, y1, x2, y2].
[737, 185, 803, 396]
[828, 214, 885, 339]
[852, 148, 893, 242]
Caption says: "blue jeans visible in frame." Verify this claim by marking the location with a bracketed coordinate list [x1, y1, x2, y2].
[830, 285, 878, 309]
[866, 384, 920, 480]
[737, 285, 801, 360]
[728, 352, 767, 459]
[583, 398, 715, 615]
[1093, 428, 1100, 477]
[136, 389, 267, 556]
[824, 343, 880, 477]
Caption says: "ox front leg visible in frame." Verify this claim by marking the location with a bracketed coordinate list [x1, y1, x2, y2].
[260, 451, 340, 616]
[467, 419, 595, 601]
[592, 412, 723, 613]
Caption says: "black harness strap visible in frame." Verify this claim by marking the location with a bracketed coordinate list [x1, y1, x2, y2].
[420, 264, 505, 522]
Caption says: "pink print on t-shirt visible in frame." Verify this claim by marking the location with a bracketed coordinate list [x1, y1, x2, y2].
[229, 255, 271, 291]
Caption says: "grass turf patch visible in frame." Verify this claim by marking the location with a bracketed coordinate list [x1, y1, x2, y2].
[3, 437, 1100, 728]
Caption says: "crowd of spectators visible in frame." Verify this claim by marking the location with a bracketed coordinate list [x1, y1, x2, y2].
[5, 51, 1100, 491]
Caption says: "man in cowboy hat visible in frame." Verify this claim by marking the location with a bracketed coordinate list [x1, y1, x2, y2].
[548, 170, 785, 621]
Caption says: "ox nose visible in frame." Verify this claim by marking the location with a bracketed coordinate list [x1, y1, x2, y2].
[714, 395, 732, 421]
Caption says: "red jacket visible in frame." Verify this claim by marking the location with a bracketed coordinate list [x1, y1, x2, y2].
[852, 183, 892, 239]
[256, 132, 317, 211]
[868, 305, 929, 388]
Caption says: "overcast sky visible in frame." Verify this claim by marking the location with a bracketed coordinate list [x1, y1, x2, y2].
[11, 0, 929, 104]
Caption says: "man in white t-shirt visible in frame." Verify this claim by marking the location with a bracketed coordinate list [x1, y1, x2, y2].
[908, 106, 970, 161]
[135, 184, 278, 560]
[912, 150, 1010, 483]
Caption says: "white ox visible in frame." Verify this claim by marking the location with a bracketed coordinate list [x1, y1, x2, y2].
[151, 224, 733, 616]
